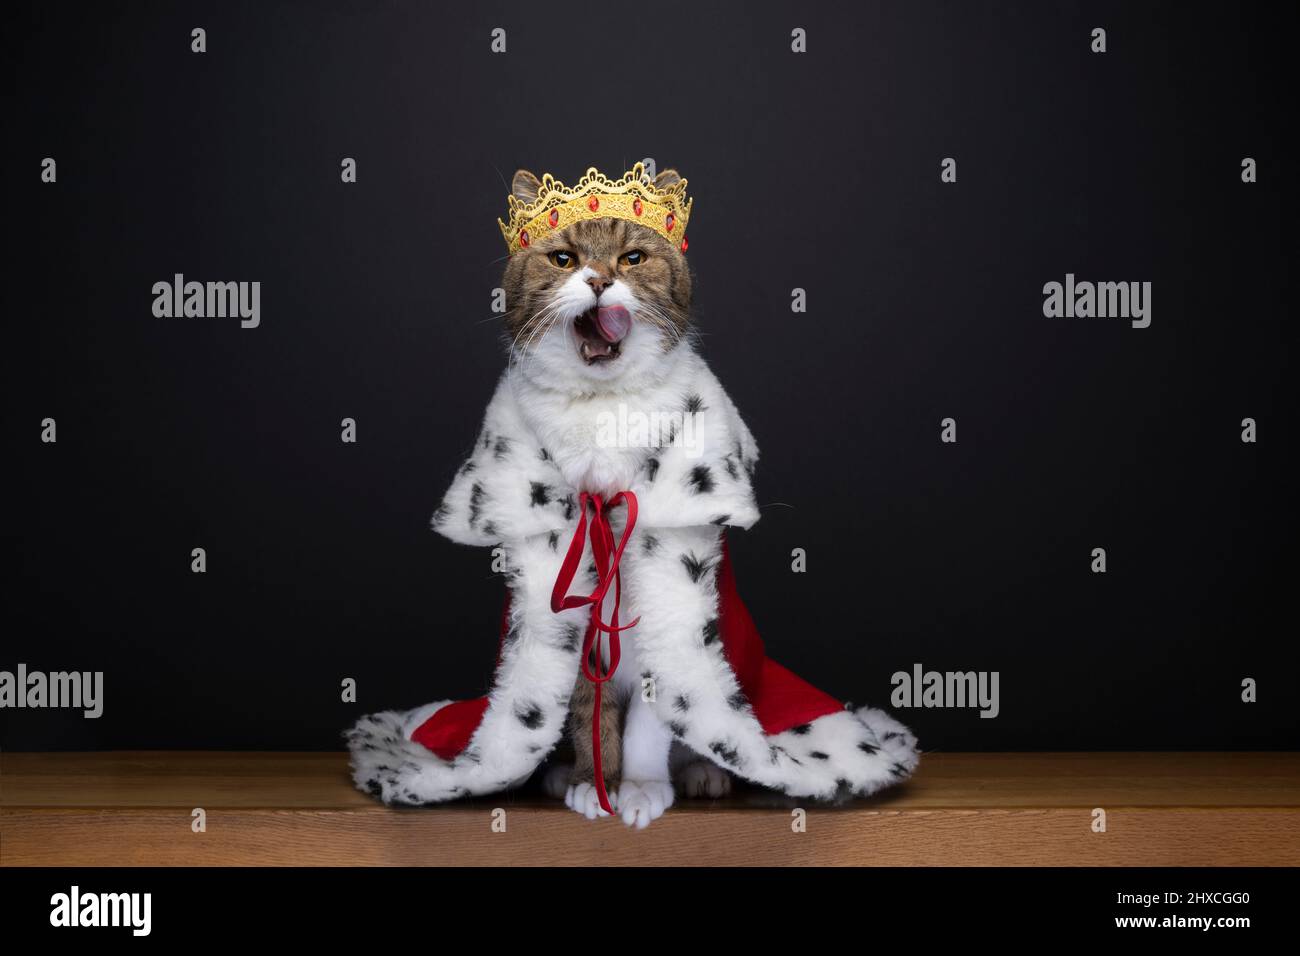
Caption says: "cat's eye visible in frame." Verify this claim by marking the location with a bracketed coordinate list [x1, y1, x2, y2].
[548, 250, 577, 270]
[620, 250, 646, 267]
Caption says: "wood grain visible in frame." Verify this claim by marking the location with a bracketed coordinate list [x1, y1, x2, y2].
[3, 752, 1297, 866]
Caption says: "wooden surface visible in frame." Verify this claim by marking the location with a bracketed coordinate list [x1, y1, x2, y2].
[2, 751, 1297, 866]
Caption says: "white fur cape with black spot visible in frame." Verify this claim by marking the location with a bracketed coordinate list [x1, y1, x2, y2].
[346, 349, 920, 806]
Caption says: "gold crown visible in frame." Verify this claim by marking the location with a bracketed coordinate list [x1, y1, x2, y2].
[498, 162, 692, 256]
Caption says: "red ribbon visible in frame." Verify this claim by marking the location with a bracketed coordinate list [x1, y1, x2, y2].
[550, 491, 640, 814]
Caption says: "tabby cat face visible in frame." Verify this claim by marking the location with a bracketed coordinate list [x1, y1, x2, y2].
[501, 168, 692, 389]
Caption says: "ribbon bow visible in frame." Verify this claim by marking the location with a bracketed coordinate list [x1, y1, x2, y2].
[549, 490, 640, 814]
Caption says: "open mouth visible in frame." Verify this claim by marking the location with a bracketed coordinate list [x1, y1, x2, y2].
[574, 305, 631, 364]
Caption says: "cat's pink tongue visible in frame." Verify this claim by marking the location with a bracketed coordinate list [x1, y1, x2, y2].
[595, 305, 631, 343]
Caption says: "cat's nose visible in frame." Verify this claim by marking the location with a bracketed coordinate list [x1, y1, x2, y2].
[586, 273, 611, 296]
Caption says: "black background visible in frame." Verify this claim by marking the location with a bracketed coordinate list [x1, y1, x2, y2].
[5, 1, 1294, 751]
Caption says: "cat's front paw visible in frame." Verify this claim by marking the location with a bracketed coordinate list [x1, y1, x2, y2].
[676, 760, 731, 798]
[618, 779, 674, 829]
[565, 781, 618, 819]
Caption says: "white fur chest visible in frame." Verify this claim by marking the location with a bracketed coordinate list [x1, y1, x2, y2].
[430, 348, 761, 549]
[510, 348, 699, 498]
[524, 390, 650, 496]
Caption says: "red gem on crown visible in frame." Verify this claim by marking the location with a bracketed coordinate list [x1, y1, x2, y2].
[548, 209, 559, 227]
[588, 196, 600, 212]
[681, 235, 688, 252]
[519, 230, 529, 248]
[665, 213, 675, 232]
[633, 198, 643, 216]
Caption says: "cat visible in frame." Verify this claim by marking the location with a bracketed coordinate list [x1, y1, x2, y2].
[346, 165, 920, 819]
[503, 167, 730, 826]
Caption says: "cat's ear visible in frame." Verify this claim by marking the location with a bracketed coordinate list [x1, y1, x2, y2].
[511, 169, 541, 204]
[652, 168, 683, 190]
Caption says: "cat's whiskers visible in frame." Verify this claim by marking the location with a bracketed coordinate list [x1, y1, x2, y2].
[509, 299, 569, 374]
[507, 289, 688, 377]
[634, 302, 686, 349]
[522, 305, 574, 378]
